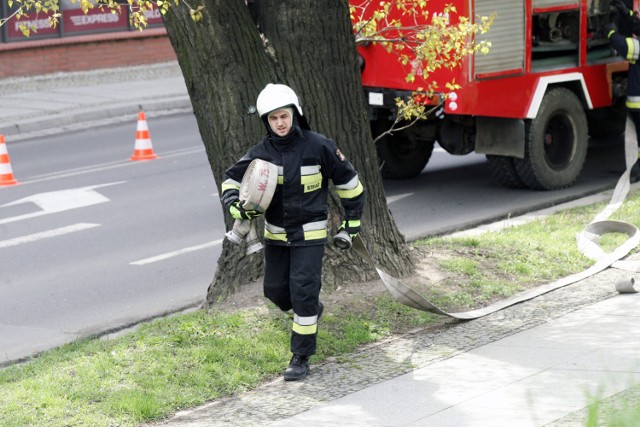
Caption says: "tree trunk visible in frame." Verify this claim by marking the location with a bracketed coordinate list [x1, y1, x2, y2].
[163, 0, 413, 304]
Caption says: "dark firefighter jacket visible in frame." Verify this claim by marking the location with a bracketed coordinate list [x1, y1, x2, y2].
[609, 30, 640, 111]
[221, 126, 365, 246]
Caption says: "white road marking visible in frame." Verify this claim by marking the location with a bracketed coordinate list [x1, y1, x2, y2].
[16, 147, 204, 185]
[387, 193, 414, 204]
[0, 223, 101, 249]
[0, 182, 123, 225]
[131, 239, 223, 265]
[0, 210, 48, 225]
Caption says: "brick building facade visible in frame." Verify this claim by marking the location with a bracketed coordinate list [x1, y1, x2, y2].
[0, 28, 176, 79]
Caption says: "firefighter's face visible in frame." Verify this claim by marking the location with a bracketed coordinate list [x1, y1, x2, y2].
[268, 109, 293, 137]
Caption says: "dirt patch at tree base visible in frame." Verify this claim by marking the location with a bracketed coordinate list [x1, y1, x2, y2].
[208, 244, 536, 331]
[211, 246, 504, 323]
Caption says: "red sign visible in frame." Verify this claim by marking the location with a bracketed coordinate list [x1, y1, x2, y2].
[7, 11, 60, 40]
[62, 8, 129, 33]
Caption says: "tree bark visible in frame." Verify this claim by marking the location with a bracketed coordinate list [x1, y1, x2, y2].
[163, 0, 413, 304]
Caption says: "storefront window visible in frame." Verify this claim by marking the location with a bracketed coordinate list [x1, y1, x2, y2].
[2, 2, 61, 42]
[1, 1, 164, 43]
[61, 0, 129, 35]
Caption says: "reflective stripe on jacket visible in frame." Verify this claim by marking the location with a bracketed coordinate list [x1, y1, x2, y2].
[610, 32, 640, 111]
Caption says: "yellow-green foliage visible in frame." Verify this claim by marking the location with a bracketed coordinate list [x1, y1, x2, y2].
[2, 0, 196, 36]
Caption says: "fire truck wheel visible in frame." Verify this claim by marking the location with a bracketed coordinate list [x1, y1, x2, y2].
[373, 121, 435, 179]
[515, 88, 588, 190]
[486, 155, 526, 189]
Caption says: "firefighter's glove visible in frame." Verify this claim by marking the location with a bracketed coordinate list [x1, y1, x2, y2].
[340, 219, 361, 239]
[229, 201, 261, 220]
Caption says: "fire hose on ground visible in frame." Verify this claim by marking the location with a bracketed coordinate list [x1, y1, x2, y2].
[227, 120, 640, 319]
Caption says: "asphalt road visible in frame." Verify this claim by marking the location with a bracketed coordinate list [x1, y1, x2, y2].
[0, 112, 627, 365]
[1, 114, 220, 364]
[388, 138, 626, 240]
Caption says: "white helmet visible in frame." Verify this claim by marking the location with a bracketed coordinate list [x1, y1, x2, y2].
[256, 83, 303, 118]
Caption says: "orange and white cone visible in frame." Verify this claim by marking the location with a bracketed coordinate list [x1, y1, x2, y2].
[0, 134, 18, 186]
[130, 111, 157, 161]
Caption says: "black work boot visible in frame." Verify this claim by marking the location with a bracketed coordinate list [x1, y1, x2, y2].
[284, 354, 310, 381]
[317, 301, 324, 320]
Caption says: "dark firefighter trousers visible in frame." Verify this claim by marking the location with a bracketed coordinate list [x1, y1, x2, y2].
[264, 244, 324, 356]
[630, 110, 640, 144]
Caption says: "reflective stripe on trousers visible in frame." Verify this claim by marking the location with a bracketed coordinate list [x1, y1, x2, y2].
[264, 220, 328, 242]
[263, 244, 325, 356]
[627, 96, 640, 110]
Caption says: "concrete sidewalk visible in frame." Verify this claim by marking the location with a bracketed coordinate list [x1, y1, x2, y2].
[274, 294, 640, 427]
[158, 266, 640, 427]
[0, 61, 191, 142]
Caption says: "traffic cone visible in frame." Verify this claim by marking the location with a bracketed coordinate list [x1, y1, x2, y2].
[0, 134, 18, 186]
[130, 111, 157, 161]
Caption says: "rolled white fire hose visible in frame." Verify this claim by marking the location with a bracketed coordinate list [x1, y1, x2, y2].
[225, 159, 278, 254]
[352, 116, 640, 319]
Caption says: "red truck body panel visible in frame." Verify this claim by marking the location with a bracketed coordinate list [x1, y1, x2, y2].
[353, 0, 632, 118]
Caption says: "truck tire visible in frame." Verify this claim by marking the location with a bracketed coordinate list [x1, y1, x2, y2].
[486, 155, 526, 188]
[514, 88, 588, 190]
[373, 120, 435, 179]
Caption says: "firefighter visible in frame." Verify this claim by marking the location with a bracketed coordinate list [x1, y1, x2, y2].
[608, 0, 640, 181]
[220, 83, 365, 381]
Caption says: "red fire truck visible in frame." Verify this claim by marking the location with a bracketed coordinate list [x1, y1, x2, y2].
[352, 0, 634, 190]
